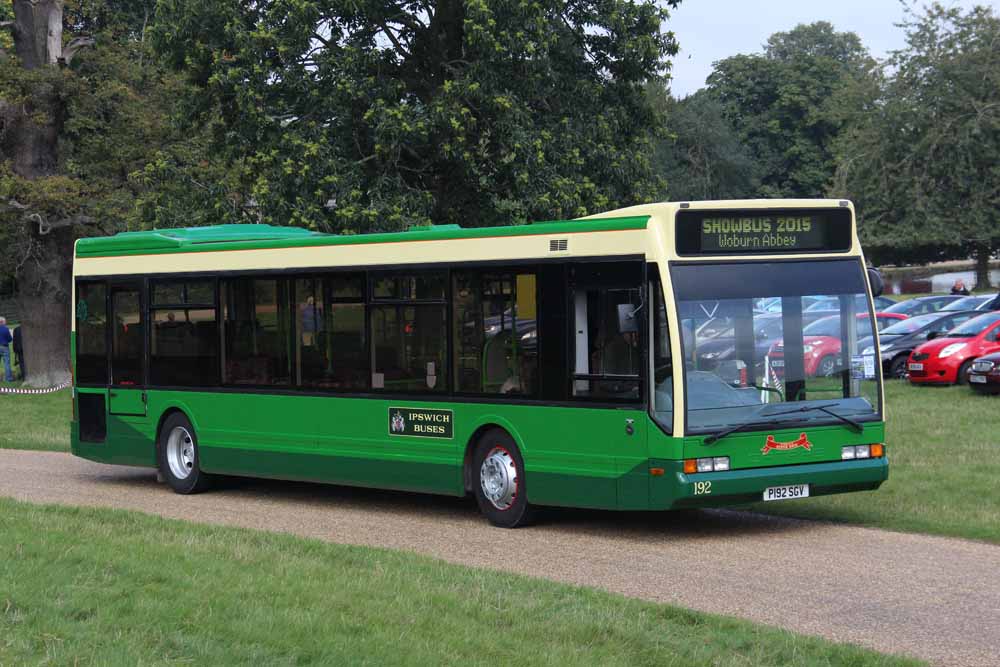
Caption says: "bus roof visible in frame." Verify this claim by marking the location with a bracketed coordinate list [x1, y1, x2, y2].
[74, 216, 651, 258]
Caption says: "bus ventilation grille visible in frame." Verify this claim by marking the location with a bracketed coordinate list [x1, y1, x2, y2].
[549, 239, 568, 252]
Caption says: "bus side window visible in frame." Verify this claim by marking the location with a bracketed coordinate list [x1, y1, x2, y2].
[452, 270, 538, 396]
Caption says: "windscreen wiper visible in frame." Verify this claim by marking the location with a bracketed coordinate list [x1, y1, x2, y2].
[703, 414, 811, 445]
[703, 403, 862, 445]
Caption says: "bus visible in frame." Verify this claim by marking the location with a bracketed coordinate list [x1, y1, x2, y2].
[71, 199, 888, 527]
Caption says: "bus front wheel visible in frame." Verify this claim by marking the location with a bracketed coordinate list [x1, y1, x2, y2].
[473, 430, 535, 528]
[157, 413, 212, 494]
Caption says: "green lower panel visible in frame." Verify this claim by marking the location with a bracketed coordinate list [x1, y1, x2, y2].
[650, 456, 889, 510]
[69, 387, 890, 513]
[203, 448, 459, 496]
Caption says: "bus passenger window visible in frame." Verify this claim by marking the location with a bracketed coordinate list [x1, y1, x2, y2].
[453, 271, 537, 396]
[149, 280, 218, 386]
[296, 275, 367, 390]
[371, 272, 447, 392]
[221, 278, 292, 386]
[75, 281, 108, 385]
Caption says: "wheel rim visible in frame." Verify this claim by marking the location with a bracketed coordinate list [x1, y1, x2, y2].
[480, 446, 518, 511]
[891, 359, 907, 379]
[166, 426, 196, 481]
[819, 357, 836, 376]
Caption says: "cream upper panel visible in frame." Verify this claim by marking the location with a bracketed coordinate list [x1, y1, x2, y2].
[73, 228, 651, 277]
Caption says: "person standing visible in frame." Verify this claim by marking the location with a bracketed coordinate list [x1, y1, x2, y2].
[950, 279, 970, 296]
[12, 324, 24, 380]
[0, 317, 13, 382]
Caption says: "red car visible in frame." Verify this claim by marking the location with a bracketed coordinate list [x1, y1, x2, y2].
[770, 313, 905, 377]
[907, 312, 1000, 385]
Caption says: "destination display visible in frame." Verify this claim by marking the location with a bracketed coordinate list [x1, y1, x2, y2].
[388, 406, 454, 439]
[675, 208, 852, 255]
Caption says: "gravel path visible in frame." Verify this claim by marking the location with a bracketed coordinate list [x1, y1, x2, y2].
[2, 450, 998, 666]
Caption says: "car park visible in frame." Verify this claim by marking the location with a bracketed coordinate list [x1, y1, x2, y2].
[859, 310, 980, 378]
[967, 352, 1000, 393]
[907, 311, 1000, 385]
[882, 295, 964, 317]
[801, 294, 896, 324]
[939, 293, 1000, 312]
[768, 312, 905, 377]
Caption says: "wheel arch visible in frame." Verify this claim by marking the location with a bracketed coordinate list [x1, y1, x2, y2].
[461, 416, 526, 494]
[153, 401, 198, 452]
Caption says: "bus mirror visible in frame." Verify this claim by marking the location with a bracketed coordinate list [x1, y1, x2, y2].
[867, 267, 884, 297]
[617, 303, 638, 334]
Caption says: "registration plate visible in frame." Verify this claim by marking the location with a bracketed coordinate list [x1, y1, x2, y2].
[908, 363, 924, 371]
[770, 360, 784, 368]
[763, 484, 810, 502]
[970, 375, 987, 384]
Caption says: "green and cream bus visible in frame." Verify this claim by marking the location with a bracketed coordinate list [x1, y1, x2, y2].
[71, 200, 888, 527]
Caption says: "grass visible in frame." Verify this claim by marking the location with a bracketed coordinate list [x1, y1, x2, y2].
[0, 498, 921, 667]
[0, 384, 69, 452]
[753, 380, 1000, 543]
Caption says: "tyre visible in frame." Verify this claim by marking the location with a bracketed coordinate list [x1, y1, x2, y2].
[473, 429, 534, 528]
[816, 355, 837, 377]
[888, 355, 909, 379]
[158, 412, 212, 494]
[956, 360, 973, 385]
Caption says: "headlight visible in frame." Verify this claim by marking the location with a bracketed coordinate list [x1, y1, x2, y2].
[485, 324, 501, 335]
[520, 330, 536, 341]
[939, 343, 966, 358]
[862, 346, 874, 355]
[803, 345, 814, 353]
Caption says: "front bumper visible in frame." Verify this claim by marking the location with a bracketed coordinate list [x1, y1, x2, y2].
[650, 456, 889, 510]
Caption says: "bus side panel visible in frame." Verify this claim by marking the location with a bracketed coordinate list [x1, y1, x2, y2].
[141, 391, 641, 510]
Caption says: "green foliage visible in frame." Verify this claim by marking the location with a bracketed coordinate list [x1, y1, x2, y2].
[706, 22, 878, 198]
[152, 0, 681, 232]
[834, 4, 1000, 266]
[653, 86, 758, 200]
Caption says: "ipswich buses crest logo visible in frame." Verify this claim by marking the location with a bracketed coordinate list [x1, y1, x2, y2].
[761, 433, 812, 455]
[390, 411, 406, 434]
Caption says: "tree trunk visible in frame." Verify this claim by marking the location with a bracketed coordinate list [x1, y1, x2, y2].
[3, 0, 73, 386]
[974, 242, 991, 291]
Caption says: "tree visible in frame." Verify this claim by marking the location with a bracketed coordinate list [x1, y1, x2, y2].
[835, 4, 1000, 285]
[152, 0, 681, 232]
[653, 87, 758, 201]
[707, 22, 878, 198]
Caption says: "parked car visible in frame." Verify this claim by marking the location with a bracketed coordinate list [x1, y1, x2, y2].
[769, 313, 905, 377]
[939, 293, 1000, 312]
[882, 295, 964, 317]
[967, 352, 1000, 393]
[907, 311, 1000, 385]
[859, 310, 981, 378]
[801, 294, 896, 324]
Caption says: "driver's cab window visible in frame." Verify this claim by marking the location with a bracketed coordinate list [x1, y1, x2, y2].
[570, 262, 642, 401]
[651, 273, 673, 430]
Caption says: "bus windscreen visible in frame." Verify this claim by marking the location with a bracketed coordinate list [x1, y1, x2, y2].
[675, 208, 852, 255]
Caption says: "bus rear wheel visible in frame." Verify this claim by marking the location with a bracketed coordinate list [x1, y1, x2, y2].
[158, 413, 212, 494]
[473, 430, 534, 528]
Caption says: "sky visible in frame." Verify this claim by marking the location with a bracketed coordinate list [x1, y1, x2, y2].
[666, 0, 997, 97]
